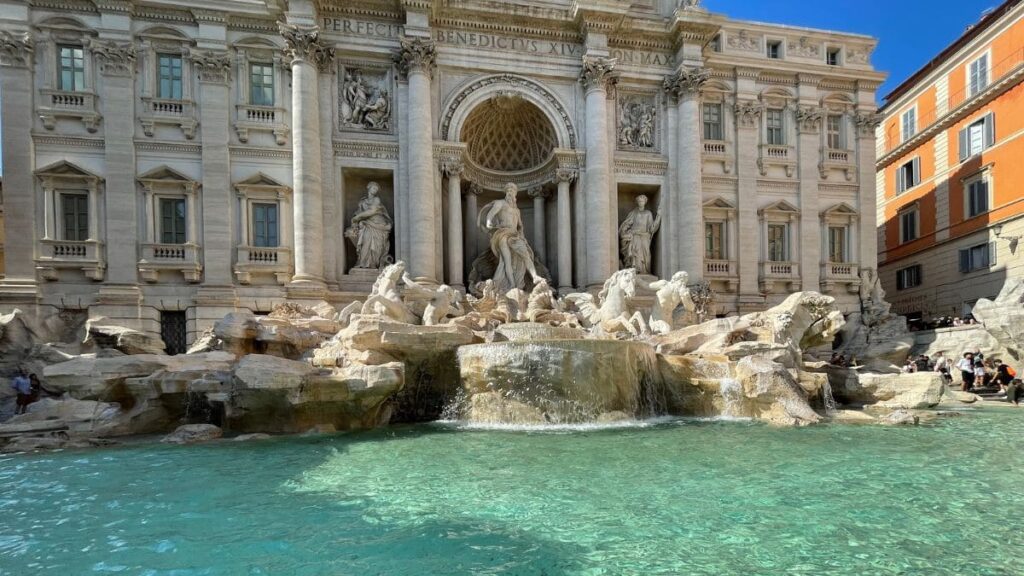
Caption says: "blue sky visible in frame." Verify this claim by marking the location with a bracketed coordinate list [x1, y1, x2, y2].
[704, 0, 1003, 102]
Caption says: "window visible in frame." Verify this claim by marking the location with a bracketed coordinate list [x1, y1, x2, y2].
[826, 114, 844, 149]
[767, 40, 782, 59]
[901, 108, 916, 142]
[966, 178, 989, 218]
[61, 193, 89, 241]
[160, 311, 187, 356]
[710, 34, 722, 53]
[58, 45, 86, 92]
[958, 113, 995, 161]
[705, 222, 725, 260]
[766, 109, 785, 145]
[159, 198, 186, 244]
[252, 203, 279, 247]
[968, 53, 989, 97]
[828, 226, 847, 263]
[896, 265, 922, 290]
[703, 103, 723, 141]
[959, 242, 996, 273]
[249, 63, 275, 106]
[826, 47, 842, 66]
[896, 157, 921, 194]
[157, 54, 183, 100]
[767, 223, 788, 261]
[899, 208, 918, 244]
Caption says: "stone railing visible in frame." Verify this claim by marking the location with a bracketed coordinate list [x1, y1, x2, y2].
[36, 239, 105, 281]
[819, 261, 860, 294]
[140, 98, 197, 138]
[820, 148, 856, 181]
[757, 144, 796, 177]
[138, 243, 202, 283]
[825, 149, 850, 163]
[705, 259, 738, 292]
[759, 260, 800, 292]
[234, 104, 289, 145]
[38, 89, 101, 132]
[703, 141, 727, 156]
[763, 144, 791, 159]
[702, 141, 734, 173]
[235, 245, 292, 285]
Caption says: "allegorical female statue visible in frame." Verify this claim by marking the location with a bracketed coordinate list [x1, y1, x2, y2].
[478, 183, 540, 293]
[618, 194, 662, 275]
[345, 181, 393, 270]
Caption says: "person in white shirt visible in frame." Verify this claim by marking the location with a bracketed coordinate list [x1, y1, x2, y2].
[956, 352, 976, 391]
[933, 352, 952, 384]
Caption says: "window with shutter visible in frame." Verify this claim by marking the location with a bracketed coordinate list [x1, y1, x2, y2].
[159, 198, 186, 244]
[959, 127, 969, 162]
[901, 108, 916, 142]
[250, 63, 275, 106]
[989, 241, 997, 267]
[61, 193, 89, 241]
[702, 104, 723, 141]
[983, 112, 995, 148]
[969, 54, 989, 96]
[767, 224, 787, 261]
[157, 54, 183, 100]
[959, 249, 970, 273]
[252, 203, 279, 248]
[967, 179, 989, 217]
[58, 45, 86, 92]
[900, 209, 918, 243]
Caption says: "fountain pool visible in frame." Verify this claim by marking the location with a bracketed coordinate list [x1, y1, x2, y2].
[1, 408, 1021, 575]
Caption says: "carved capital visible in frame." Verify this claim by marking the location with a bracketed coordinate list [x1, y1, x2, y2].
[733, 100, 763, 130]
[467, 182, 484, 196]
[0, 30, 33, 68]
[280, 23, 333, 69]
[528, 187, 550, 200]
[190, 49, 231, 83]
[663, 66, 709, 100]
[394, 37, 436, 79]
[580, 56, 617, 92]
[441, 158, 464, 177]
[796, 105, 824, 134]
[854, 111, 883, 137]
[88, 39, 136, 77]
[555, 168, 578, 184]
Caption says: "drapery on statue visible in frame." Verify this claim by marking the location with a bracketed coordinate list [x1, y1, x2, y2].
[345, 182, 393, 270]
[619, 194, 662, 275]
[477, 183, 540, 293]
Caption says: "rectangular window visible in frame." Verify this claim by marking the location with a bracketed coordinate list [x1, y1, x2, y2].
[705, 222, 725, 260]
[160, 311, 187, 356]
[828, 226, 847, 263]
[157, 54, 183, 100]
[969, 54, 989, 96]
[896, 265, 922, 290]
[767, 40, 782, 59]
[766, 109, 785, 145]
[159, 198, 186, 244]
[58, 45, 86, 92]
[959, 242, 997, 273]
[959, 114, 995, 161]
[252, 203, 279, 248]
[826, 48, 841, 66]
[61, 193, 89, 241]
[703, 103, 723, 141]
[767, 223, 788, 262]
[900, 209, 918, 244]
[249, 63, 275, 106]
[710, 34, 722, 53]
[827, 114, 844, 149]
[901, 108, 916, 142]
[896, 157, 921, 194]
[967, 178, 989, 218]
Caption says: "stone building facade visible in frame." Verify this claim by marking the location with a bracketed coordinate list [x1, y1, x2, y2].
[876, 0, 1024, 322]
[0, 0, 884, 347]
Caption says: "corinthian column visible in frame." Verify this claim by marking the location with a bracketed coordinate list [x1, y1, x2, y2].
[555, 168, 576, 292]
[665, 66, 709, 281]
[581, 56, 617, 288]
[396, 38, 438, 281]
[529, 187, 549, 265]
[281, 23, 330, 287]
[855, 112, 883, 272]
[442, 159, 465, 290]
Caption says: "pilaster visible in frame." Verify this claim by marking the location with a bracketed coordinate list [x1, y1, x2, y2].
[665, 66, 709, 281]
[855, 111, 883, 271]
[797, 102, 824, 291]
[734, 97, 763, 305]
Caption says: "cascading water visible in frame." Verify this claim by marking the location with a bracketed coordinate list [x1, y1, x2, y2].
[821, 379, 838, 416]
[718, 378, 742, 418]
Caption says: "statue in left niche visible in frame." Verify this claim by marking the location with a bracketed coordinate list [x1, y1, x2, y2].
[345, 182, 393, 270]
[619, 194, 662, 275]
[341, 68, 391, 130]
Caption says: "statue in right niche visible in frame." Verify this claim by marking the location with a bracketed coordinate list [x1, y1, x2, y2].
[345, 181, 393, 270]
[619, 194, 662, 275]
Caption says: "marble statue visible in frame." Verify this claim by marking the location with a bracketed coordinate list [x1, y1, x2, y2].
[858, 267, 892, 324]
[341, 69, 391, 130]
[565, 269, 649, 338]
[619, 195, 662, 275]
[526, 278, 580, 327]
[402, 273, 464, 326]
[345, 182, 393, 270]
[341, 70, 368, 125]
[647, 271, 696, 334]
[618, 99, 656, 149]
[361, 87, 391, 130]
[360, 261, 417, 324]
[477, 183, 540, 293]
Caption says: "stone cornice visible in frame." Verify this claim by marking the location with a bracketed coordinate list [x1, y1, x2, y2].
[31, 0, 99, 13]
[334, 140, 400, 160]
[134, 6, 195, 24]
[92, 0, 132, 14]
[33, 134, 105, 148]
[614, 157, 668, 176]
[0, 30, 33, 68]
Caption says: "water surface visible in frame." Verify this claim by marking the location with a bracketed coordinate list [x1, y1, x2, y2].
[1, 408, 1022, 575]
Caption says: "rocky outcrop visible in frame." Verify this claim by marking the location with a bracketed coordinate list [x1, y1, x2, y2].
[161, 424, 223, 445]
[828, 368, 945, 409]
[83, 317, 166, 355]
[189, 303, 342, 360]
[730, 356, 822, 426]
[972, 279, 1024, 361]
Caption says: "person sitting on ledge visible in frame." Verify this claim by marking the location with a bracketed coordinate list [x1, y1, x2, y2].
[1006, 379, 1023, 406]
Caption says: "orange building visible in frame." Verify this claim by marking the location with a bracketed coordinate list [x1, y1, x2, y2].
[876, 0, 1024, 322]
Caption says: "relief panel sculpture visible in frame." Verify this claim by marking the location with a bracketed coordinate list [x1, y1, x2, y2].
[340, 65, 392, 131]
[617, 94, 657, 150]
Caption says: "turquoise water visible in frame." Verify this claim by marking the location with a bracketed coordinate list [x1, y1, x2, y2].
[1, 408, 1022, 575]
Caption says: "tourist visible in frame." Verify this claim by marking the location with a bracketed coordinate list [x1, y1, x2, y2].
[933, 352, 952, 384]
[957, 353, 976, 391]
[974, 359, 988, 389]
[902, 359, 917, 373]
[995, 362, 1016, 395]
[914, 354, 931, 372]
[10, 370, 32, 415]
[1007, 379, 1024, 406]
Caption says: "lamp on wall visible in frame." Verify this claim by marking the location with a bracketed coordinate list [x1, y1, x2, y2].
[993, 223, 1020, 243]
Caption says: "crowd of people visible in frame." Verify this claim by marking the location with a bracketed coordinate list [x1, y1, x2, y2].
[8, 370, 56, 415]
[898, 350, 1022, 405]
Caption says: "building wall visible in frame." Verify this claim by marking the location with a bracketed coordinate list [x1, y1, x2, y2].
[877, 0, 1024, 319]
[0, 0, 885, 343]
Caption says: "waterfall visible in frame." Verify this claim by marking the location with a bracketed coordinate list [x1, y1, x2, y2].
[821, 379, 838, 416]
[719, 378, 742, 418]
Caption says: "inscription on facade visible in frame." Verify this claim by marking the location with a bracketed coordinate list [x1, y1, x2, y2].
[609, 48, 672, 67]
[434, 29, 582, 56]
[322, 18, 403, 39]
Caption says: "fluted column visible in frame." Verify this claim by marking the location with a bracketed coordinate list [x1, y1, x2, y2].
[281, 23, 330, 287]
[556, 168, 576, 292]
[464, 183, 481, 282]
[665, 66, 709, 281]
[529, 187, 548, 265]
[396, 38, 438, 281]
[581, 56, 617, 288]
[443, 159, 465, 290]
[855, 112, 883, 272]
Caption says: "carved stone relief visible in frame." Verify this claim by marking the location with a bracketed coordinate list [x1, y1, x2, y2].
[788, 37, 821, 58]
[727, 30, 761, 53]
[340, 64, 392, 132]
[617, 94, 657, 151]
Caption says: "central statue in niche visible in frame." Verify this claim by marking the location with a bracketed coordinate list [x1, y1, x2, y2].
[619, 194, 662, 275]
[345, 181, 393, 271]
[469, 182, 551, 294]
